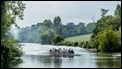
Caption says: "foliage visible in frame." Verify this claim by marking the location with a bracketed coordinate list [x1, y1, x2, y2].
[64, 41, 73, 46]
[79, 41, 94, 48]
[74, 42, 78, 46]
[77, 22, 88, 35]
[43, 19, 53, 29]
[1, 36, 23, 61]
[97, 28, 121, 52]
[79, 41, 84, 47]
[86, 23, 96, 34]
[12, 16, 95, 44]
[114, 4, 121, 20]
[53, 16, 62, 35]
[18, 25, 39, 43]
[62, 22, 94, 37]
[1, 1, 25, 61]
[40, 29, 56, 44]
[1, 1, 25, 37]
[91, 4, 121, 52]
[101, 8, 109, 18]
[52, 35, 64, 45]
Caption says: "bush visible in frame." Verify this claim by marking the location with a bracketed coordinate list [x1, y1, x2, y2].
[97, 28, 121, 52]
[1, 37, 23, 61]
[79, 41, 84, 47]
[64, 41, 72, 46]
[52, 35, 64, 45]
[74, 42, 78, 46]
[79, 41, 94, 48]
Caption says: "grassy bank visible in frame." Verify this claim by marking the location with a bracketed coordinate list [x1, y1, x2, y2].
[64, 34, 92, 43]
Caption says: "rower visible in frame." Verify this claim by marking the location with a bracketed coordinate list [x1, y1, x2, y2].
[49, 49, 52, 54]
[71, 49, 74, 54]
[68, 48, 71, 54]
[52, 48, 55, 55]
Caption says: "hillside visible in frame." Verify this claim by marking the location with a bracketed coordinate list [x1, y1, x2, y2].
[64, 34, 92, 43]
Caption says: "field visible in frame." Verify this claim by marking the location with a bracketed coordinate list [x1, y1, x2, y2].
[64, 34, 92, 43]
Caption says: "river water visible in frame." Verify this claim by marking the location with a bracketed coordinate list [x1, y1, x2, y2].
[4, 43, 121, 68]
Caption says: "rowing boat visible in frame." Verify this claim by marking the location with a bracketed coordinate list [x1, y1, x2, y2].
[49, 53, 80, 56]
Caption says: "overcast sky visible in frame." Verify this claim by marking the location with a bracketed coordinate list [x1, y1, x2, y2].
[16, 1, 121, 28]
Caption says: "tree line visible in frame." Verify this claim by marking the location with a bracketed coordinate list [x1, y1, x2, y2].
[14, 17, 95, 44]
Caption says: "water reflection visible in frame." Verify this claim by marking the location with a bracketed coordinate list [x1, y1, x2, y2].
[53, 56, 62, 68]
[1, 59, 23, 68]
[95, 52, 121, 68]
[47, 56, 74, 68]
[17, 55, 75, 68]
[2, 52, 121, 68]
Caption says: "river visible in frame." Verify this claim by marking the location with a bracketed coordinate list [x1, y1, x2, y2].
[3, 43, 121, 68]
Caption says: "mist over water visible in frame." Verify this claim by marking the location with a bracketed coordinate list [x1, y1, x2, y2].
[10, 25, 19, 40]
[20, 43, 89, 56]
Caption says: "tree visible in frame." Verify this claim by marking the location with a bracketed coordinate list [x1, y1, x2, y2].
[91, 5, 121, 52]
[1, 1, 25, 61]
[53, 16, 62, 35]
[64, 22, 78, 37]
[101, 8, 109, 18]
[86, 23, 96, 34]
[43, 19, 53, 29]
[77, 22, 87, 34]
[1, 1, 25, 37]
[62, 27, 68, 38]
[40, 29, 56, 44]
[114, 4, 121, 30]
[54, 16, 61, 26]
[91, 8, 109, 37]
[100, 8, 109, 30]
[114, 4, 121, 20]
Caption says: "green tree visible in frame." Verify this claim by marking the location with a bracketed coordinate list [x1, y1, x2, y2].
[77, 22, 87, 34]
[1, 1, 25, 61]
[101, 8, 109, 18]
[53, 16, 62, 35]
[43, 19, 53, 29]
[86, 23, 96, 34]
[62, 28, 68, 38]
[114, 4, 121, 30]
[40, 29, 56, 44]
[91, 4, 121, 52]
[114, 4, 121, 20]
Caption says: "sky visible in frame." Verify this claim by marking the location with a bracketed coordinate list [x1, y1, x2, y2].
[16, 1, 121, 28]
